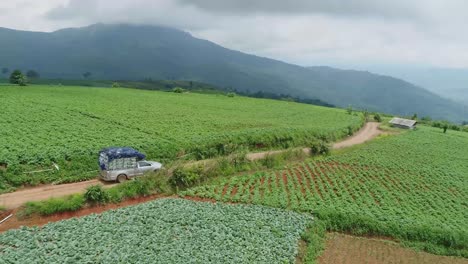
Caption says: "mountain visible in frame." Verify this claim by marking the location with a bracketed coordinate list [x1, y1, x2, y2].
[351, 65, 468, 106]
[0, 23, 466, 122]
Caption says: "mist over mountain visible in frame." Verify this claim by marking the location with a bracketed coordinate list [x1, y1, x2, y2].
[353, 66, 468, 106]
[0, 23, 466, 122]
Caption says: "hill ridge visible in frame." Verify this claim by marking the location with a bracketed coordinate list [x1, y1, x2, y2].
[0, 23, 466, 122]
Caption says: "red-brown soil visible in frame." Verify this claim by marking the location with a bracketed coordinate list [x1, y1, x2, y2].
[319, 233, 468, 264]
[0, 194, 166, 233]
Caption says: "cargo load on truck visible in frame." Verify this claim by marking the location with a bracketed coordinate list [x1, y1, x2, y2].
[98, 147, 162, 183]
[99, 147, 146, 171]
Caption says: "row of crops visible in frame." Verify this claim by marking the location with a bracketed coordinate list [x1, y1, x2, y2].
[0, 198, 312, 263]
[183, 126, 468, 256]
[0, 85, 363, 192]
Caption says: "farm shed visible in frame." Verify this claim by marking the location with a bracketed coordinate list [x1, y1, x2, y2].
[389, 117, 417, 129]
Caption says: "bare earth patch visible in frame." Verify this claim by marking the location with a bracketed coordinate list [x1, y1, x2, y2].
[319, 233, 468, 264]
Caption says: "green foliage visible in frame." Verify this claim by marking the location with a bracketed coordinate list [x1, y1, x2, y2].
[374, 113, 382, 122]
[105, 176, 159, 202]
[111, 82, 120, 88]
[184, 126, 468, 257]
[310, 141, 329, 155]
[9, 70, 23, 84]
[346, 105, 353, 115]
[21, 194, 84, 217]
[17, 75, 28, 86]
[226, 92, 236, 97]
[84, 185, 109, 204]
[421, 119, 467, 133]
[260, 154, 283, 169]
[0, 85, 361, 191]
[443, 124, 448, 133]
[301, 221, 327, 264]
[170, 166, 204, 188]
[172, 86, 184, 93]
[0, 198, 312, 263]
[363, 109, 369, 121]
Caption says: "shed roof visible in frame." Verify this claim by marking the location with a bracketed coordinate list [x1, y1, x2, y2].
[389, 117, 417, 127]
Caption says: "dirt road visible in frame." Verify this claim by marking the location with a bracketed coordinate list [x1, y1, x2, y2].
[333, 122, 382, 149]
[246, 122, 382, 160]
[0, 122, 382, 210]
[0, 180, 115, 209]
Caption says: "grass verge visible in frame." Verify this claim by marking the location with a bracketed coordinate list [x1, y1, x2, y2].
[297, 220, 327, 264]
[316, 209, 468, 258]
[15, 148, 310, 218]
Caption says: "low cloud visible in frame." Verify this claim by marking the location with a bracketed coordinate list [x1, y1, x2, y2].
[177, 0, 420, 19]
[2, 0, 468, 68]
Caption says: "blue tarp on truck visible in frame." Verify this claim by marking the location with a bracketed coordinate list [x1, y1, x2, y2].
[98, 147, 146, 170]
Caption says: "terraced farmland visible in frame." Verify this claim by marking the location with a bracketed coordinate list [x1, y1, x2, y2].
[0, 198, 312, 263]
[184, 126, 468, 256]
[0, 85, 363, 192]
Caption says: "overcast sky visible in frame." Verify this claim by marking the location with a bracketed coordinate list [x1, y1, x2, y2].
[1, 0, 468, 69]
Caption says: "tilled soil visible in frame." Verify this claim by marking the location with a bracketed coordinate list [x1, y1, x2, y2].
[318, 233, 468, 264]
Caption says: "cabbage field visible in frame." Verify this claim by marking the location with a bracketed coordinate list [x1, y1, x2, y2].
[183, 126, 468, 257]
[0, 198, 312, 263]
[0, 85, 362, 192]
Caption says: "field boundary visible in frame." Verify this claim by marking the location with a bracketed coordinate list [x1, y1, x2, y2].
[0, 122, 383, 210]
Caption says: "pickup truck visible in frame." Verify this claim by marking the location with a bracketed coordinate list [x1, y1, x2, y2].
[100, 160, 162, 183]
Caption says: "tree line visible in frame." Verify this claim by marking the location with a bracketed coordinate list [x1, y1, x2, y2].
[2, 68, 41, 86]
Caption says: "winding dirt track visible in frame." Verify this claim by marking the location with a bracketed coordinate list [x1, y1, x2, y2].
[333, 122, 382, 149]
[0, 122, 382, 210]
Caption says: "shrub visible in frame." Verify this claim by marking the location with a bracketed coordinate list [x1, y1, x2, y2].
[443, 124, 448, 133]
[21, 194, 85, 217]
[301, 220, 326, 264]
[260, 154, 282, 169]
[112, 82, 120, 88]
[84, 185, 109, 204]
[310, 141, 329, 155]
[106, 187, 124, 203]
[226, 92, 236, 97]
[363, 109, 369, 121]
[18, 75, 28, 86]
[172, 87, 184, 93]
[170, 166, 204, 188]
[9, 70, 23, 84]
[108, 177, 155, 200]
[374, 114, 382, 122]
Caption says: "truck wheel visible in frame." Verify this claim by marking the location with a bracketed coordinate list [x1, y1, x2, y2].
[117, 174, 127, 183]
